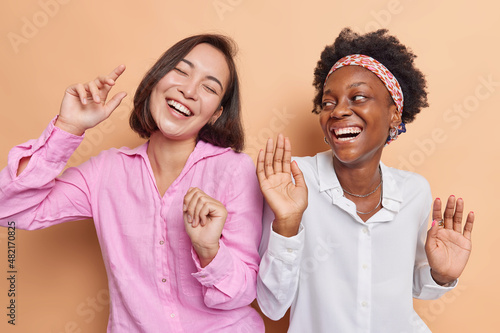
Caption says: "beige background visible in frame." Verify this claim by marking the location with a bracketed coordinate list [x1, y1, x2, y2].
[0, 0, 498, 332]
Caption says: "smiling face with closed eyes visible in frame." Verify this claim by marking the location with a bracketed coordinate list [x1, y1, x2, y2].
[149, 43, 230, 144]
[320, 65, 401, 167]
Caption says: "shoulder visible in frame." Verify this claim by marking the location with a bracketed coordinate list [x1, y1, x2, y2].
[385, 165, 430, 192]
[199, 141, 256, 177]
[383, 164, 432, 208]
[292, 152, 323, 168]
[80, 142, 147, 170]
[292, 150, 331, 178]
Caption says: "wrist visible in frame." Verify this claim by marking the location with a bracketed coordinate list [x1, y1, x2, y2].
[193, 242, 219, 268]
[272, 215, 302, 237]
[55, 116, 85, 136]
[430, 269, 455, 286]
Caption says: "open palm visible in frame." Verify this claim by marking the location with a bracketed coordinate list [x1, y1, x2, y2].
[425, 196, 474, 284]
[256, 135, 308, 237]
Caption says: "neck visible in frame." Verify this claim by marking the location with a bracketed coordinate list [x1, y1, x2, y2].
[333, 157, 382, 195]
[147, 131, 197, 177]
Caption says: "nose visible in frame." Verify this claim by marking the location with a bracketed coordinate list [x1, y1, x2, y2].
[329, 97, 353, 119]
[178, 79, 198, 101]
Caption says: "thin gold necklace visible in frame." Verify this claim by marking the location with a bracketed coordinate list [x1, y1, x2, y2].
[341, 167, 383, 215]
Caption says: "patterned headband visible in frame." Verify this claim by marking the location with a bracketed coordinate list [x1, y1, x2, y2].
[324, 54, 406, 143]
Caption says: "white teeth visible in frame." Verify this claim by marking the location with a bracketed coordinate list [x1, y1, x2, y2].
[334, 127, 362, 136]
[167, 100, 192, 116]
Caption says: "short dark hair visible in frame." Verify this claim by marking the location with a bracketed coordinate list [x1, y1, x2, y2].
[312, 28, 428, 125]
[129, 34, 244, 151]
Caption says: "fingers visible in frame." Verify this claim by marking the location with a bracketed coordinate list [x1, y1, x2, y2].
[183, 188, 225, 228]
[107, 64, 126, 82]
[453, 198, 464, 233]
[463, 211, 474, 240]
[443, 195, 456, 229]
[283, 136, 292, 174]
[432, 195, 475, 238]
[74, 83, 88, 105]
[68, 65, 126, 105]
[103, 91, 128, 117]
[264, 138, 275, 177]
[291, 160, 306, 189]
[432, 197, 442, 223]
[273, 134, 285, 173]
[261, 135, 292, 178]
[88, 80, 102, 104]
[256, 149, 266, 185]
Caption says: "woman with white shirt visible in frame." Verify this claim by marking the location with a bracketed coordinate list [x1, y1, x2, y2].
[256, 28, 474, 332]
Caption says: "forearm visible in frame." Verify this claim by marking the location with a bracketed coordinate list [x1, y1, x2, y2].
[192, 241, 259, 310]
[0, 118, 85, 229]
[272, 214, 303, 238]
[257, 221, 303, 320]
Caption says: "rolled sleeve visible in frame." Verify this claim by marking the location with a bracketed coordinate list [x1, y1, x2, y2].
[191, 240, 232, 289]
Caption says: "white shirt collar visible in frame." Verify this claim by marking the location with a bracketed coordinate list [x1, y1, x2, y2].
[316, 150, 403, 214]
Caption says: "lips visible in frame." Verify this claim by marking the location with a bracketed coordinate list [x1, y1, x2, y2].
[331, 126, 362, 142]
[167, 99, 192, 117]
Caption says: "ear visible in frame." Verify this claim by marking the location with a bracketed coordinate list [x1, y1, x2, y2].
[210, 106, 223, 125]
[389, 103, 401, 128]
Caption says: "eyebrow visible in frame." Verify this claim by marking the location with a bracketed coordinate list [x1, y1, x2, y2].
[347, 81, 368, 88]
[180, 59, 224, 91]
[323, 81, 368, 96]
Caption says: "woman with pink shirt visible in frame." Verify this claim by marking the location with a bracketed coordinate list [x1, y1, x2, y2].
[0, 34, 264, 332]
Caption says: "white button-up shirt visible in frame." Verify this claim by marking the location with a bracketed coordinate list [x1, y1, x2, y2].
[257, 151, 456, 333]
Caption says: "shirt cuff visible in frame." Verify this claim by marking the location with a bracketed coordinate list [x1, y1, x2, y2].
[418, 266, 458, 299]
[44, 117, 85, 163]
[191, 240, 232, 287]
[266, 222, 305, 265]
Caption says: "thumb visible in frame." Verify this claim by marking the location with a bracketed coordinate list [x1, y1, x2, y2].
[103, 91, 127, 117]
[291, 160, 306, 189]
[426, 220, 439, 249]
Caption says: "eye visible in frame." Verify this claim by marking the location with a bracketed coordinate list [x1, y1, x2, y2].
[203, 85, 218, 95]
[352, 95, 366, 102]
[322, 101, 335, 110]
[174, 67, 187, 75]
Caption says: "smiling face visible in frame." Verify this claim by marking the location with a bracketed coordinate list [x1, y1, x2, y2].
[320, 65, 401, 167]
[149, 43, 230, 143]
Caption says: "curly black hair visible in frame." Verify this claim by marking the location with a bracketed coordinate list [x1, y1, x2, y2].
[312, 28, 428, 124]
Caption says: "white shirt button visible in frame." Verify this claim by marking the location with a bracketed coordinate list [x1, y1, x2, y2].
[170, 313, 175, 318]
[362, 227, 369, 234]
[361, 301, 368, 307]
[362, 264, 368, 269]
[287, 248, 294, 253]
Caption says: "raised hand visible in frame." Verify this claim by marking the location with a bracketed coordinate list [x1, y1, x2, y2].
[425, 196, 474, 285]
[56, 65, 128, 136]
[256, 134, 308, 237]
[183, 187, 227, 267]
